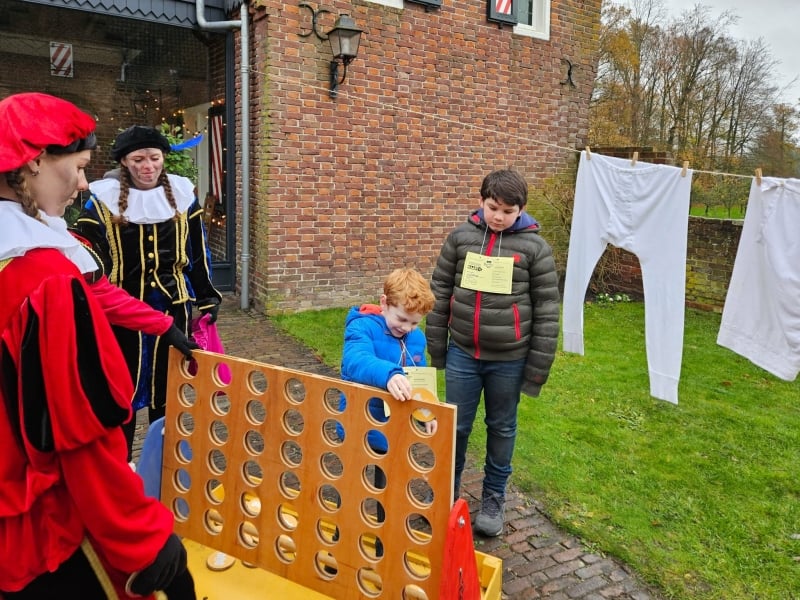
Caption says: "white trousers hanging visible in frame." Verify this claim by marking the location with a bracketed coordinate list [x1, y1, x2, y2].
[717, 177, 800, 381]
[562, 152, 692, 404]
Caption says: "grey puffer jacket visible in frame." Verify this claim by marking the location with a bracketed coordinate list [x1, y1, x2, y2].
[426, 208, 560, 397]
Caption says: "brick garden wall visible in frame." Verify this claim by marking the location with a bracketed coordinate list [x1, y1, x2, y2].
[599, 217, 743, 313]
[237, 0, 603, 312]
[685, 217, 742, 311]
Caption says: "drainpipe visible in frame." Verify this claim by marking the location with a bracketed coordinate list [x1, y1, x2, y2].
[196, 0, 251, 310]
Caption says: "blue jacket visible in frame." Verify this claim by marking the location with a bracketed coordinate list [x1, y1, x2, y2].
[340, 304, 428, 452]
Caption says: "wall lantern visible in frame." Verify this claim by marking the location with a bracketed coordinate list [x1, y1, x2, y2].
[327, 14, 363, 99]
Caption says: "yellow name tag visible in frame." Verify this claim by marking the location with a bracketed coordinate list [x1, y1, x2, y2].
[405, 367, 439, 423]
[404, 366, 438, 398]
[460, 251, 514, 294]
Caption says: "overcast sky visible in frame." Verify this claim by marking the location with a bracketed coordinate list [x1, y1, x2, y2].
[626, 0, 800, 105]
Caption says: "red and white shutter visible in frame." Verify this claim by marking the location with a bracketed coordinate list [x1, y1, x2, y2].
[210, 112, 224, 202]
[495, 0, 512, 14]
[50, 42, 74, 78]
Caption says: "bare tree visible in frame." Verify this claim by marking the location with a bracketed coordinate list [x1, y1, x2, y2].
[720, 39, 779, 168]
[752, 103, 800, 177]
[591, 0, 793, 215]
[593, 0, 668, 145]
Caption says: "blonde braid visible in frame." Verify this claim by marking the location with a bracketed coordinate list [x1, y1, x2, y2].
[159, 171, 181, 221]
[5, 170, 41, 220]
[112, 168, 131, 225]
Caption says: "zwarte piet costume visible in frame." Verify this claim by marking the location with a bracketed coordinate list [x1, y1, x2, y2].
[75, 126, 220, 431]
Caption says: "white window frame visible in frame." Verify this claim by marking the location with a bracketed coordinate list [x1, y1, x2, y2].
[365, 0, 404, 8]
[513, 0, 551, 40]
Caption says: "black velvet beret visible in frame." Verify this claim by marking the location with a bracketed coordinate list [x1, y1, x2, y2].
[111, 125, 171, 162]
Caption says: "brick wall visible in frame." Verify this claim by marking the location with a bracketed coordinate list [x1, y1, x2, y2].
[237, 0, 603, 312]
[597, 217, 743, 313]
[687, 217, 742, 312]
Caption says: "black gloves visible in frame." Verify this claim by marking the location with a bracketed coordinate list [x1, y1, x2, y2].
[162, 567, 197, 600]
[197, 300, 220, 324]
[126, 533, 188, 597]
[161, 324, 199, 359]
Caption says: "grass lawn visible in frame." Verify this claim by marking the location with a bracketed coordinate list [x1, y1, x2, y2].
[272, 302, 800, 599]
[689, 204, 745, 219]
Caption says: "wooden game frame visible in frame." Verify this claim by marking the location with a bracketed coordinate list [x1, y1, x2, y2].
[163, 349, 457, 599]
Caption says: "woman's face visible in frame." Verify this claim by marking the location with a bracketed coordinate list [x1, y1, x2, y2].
[121, 148, 165, 190]
[31, 150, 92, 217]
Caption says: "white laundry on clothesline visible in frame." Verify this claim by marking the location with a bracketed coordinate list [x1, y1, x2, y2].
[717, 176, 800, 381]
[562, 151, 693, 404]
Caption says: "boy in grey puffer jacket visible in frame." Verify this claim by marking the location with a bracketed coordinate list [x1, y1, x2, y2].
[426, 168, 560, 537]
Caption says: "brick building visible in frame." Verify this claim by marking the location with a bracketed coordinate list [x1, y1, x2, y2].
[1, 0, 603, 312]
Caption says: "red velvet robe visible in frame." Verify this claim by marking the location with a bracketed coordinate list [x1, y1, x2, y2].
[89, 275, 173, 336]
[0, 248, 173, 596]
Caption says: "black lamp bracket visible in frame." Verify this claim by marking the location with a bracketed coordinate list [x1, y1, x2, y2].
[298, 2, 330, 41]
[560, 59, 577, 87]
[329, 57, 353, 98]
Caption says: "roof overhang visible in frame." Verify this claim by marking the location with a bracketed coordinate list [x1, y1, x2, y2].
[19, 0, 229, 28]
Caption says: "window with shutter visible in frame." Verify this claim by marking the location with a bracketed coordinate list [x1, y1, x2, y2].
[513, 0, 550, 40]
[487, 0, 517, 26]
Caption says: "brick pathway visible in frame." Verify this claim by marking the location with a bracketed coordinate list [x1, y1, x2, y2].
[137, 296, 664, 600]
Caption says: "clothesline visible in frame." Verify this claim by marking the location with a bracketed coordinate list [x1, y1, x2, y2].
[584, 146, 758, 182]
[685, 168, 753, 180]
[259, 65, 765, 184]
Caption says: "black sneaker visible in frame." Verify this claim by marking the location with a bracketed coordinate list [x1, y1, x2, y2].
[474, 490, 505, 537]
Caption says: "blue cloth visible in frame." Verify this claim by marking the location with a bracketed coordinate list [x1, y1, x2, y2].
[137, 417, 166, 499]
[339, 304, 428, 453]
[137, 416, 192, 499]
[445, 341, 525, 497]
[131, 291, 170, 410]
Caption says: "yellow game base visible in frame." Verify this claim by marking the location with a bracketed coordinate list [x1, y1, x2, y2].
[184, 539, 502, 600]
[185, 539, 332, 599]
[476, 551, 503, 600]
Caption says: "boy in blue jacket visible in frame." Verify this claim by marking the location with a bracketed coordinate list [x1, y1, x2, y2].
[341, 267, 438, 435]
[342, 268, 436, 397]
[339, 268, 438, 547]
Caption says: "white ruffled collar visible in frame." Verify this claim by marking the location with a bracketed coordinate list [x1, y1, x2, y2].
[89, 174, 196, 225]
[0, 201, 97, 273]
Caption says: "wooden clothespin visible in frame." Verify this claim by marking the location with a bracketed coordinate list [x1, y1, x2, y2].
[631, 151, 638, 166]
[681, 161, 689, 177]
[585, 145, 591, 160]
[755, 168, 762, 185]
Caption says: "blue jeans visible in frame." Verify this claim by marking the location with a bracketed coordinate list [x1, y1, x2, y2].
[445, 343, 525, 497]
